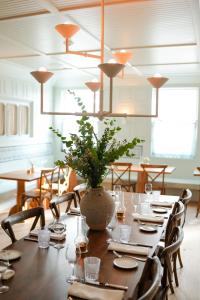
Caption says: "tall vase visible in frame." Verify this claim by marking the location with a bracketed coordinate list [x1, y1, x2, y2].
[80, 187, 115, 231]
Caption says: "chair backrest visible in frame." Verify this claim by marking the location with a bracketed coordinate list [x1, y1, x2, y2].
[165, 201, 185, 246]
[1, 207, 45, 243]
[161, 226, 184, 289]
[133, 256, 162, 300]
[40, 167, 57, 196]
[56, 166, 70, 196]
[140, 164, 168, 194]
[49, 192, 77, 219]
[73, 183, 87, 204]
[110, 162, 132, 191]
[179, 188, 192, 227]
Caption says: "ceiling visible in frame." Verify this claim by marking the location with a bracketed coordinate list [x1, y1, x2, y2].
[0, 0, 200, 87]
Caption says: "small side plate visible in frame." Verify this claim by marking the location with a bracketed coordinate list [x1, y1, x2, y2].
[139, 225, 158, 233]
[113, 257, 138, 269]
[152, 208, 167, 214]
[0, 250, 22, 261]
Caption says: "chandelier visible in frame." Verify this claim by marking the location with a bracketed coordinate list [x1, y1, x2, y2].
[30, 0, 168, 118]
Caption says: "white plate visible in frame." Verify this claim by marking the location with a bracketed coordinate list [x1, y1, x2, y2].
[113, 256, 138, 269]
[139, 225, 157, 233]
[152, 208, 167, 214]
[0, 250, 22, 261]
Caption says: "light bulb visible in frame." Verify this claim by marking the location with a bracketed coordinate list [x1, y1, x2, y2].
[108, 58, 117, 64]
[153, 73, 162, 78]
[92, 78, 98, 82]
[38, 67, 47, 72]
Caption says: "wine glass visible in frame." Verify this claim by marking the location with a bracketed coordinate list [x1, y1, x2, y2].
[145, 183, 152, 195]
[0, 261, 9, 293]
[65, 243, 79, 281]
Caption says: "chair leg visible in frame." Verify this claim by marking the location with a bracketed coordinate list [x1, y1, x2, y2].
[173, 254, 179, 287]
[177, 248, 183, 268]
[168, 270, 174, 294]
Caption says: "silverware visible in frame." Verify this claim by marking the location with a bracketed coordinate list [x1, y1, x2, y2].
[109, 239, 152, 248]
[139, 222, 162, 227]
[24, 237, 56, 246]
[67, 212, 81, 216]
[113, 250, 146, 262]
[67, 279, 128, 291]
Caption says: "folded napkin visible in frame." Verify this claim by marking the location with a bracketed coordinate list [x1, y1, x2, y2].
[30, 229, 66, 241]
[70, 207, 81, 214]
[108, 241, 149, 256]
[2, 269, 15, 280]
[132, 213, 164, 224]
[151, 201, 173, 208]
[68, 282, 124, 300]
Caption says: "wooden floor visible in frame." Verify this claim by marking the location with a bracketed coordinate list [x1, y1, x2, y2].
[0, 203, 200, 300]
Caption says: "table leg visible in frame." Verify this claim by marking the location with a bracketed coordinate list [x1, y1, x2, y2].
[135, 172, 147, 193]
[8, 180, 24, 216]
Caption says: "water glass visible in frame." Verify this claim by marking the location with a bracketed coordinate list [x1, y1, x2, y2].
[38, 229, 50, 249]
[145, 183, 152, 195]
[119, 224, 131, 243]
[84, 257, 101, 282]
[152, 190, 161, 201]
[113, 185, 121, 197]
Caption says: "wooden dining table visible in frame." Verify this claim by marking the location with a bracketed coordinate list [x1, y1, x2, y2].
[0, 168, 77, 216]
[0, 169, 42, 215]
[109, 165, 176, 193]
[1, 192, 178, 300]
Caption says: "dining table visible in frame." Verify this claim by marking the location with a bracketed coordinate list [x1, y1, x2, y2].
[0, 192, 178, 300]
[110, 165, 176, 193]
[193, 167, 200, 216]
[0, 168, 77, 216]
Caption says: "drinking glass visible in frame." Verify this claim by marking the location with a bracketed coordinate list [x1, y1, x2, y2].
[132, 193, 141, 213]
[65, 243, 78, 281]
[0, 261, 9, 293]
[145, 183, 152, 195]
[84, 257, 101, 282]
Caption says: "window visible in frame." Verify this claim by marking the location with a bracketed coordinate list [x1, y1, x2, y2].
[151, 87, 198, 159]
[62, 89, 99, 140]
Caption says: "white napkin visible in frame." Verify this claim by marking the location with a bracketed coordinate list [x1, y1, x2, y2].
[68, 282, 124, 300]
[151, 201, 173, 208]
[132, 213, 164, 224]
[70, 207, 80, 213]
[30, 229, 66, 241]
[108, 241, 149, 256]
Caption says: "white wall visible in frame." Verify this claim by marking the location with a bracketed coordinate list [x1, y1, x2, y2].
[0, 62, 54, 208]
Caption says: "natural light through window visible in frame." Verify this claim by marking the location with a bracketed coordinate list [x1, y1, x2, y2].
[151, 87, 198, 159]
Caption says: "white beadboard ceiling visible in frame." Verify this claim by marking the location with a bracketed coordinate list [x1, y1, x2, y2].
[0, 0, 200, 87]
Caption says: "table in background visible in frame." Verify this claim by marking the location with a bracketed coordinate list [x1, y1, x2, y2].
[1, 192, 178, 300]
[193, 168, 200, 216]
[111, 165, 176, 193]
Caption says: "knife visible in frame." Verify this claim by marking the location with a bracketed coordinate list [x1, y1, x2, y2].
[24, 237, 55, 246]
[110, 239, 152, 248]
[67, 279, 128, 291]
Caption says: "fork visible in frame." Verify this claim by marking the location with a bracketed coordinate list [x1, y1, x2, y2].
[113, 250, 146, 262]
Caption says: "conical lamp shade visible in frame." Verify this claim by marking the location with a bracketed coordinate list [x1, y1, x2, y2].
[112, 51, 132, 64]
[147, 76, 168, 88]
[85, 82, 101, 92]
[55, 24, 80, 39]
[98, 63, 125, 78]
[31, 71, 53, 84]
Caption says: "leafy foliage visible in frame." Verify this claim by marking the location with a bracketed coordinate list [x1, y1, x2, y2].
[50, 90, 144, 188]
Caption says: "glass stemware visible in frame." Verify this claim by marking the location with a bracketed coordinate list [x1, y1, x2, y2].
[145, 183, 152, 195]
[65, 243, 79, 281]
[0, 261, 9, 293]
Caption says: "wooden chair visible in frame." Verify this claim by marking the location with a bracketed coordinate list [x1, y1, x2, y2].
[130, 256, 162, 300]
[110, 162, 135, 192]
[160, 227, 184, 294]
[140, 164, 168, 194]
[179, 189, 192, 226]
[49, 192, 78, 219]
[1, 207, 45, 244]
[21, 168, 56, 209]
[73, 183, 87, 204]
[51, 166, 72, 196]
